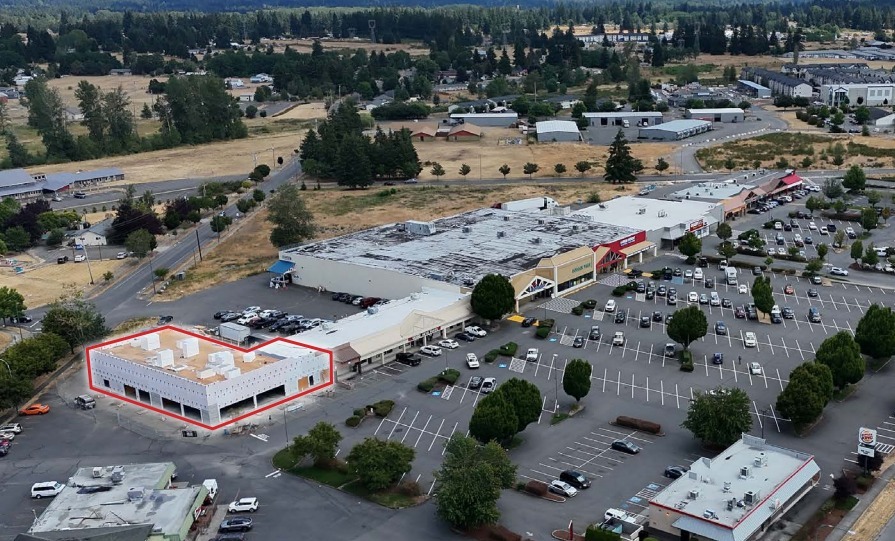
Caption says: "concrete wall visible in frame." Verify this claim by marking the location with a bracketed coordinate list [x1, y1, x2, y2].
[92, 351, 209, 409]
[280, 253, 461, 300]
[206, 352, 329, 405]
[537, 130, 581, 142]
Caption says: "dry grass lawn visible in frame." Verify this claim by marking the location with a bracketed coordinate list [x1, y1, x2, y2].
[159, 181, 630, 299]
[273, 102, 328, 120]
[0, 331, 12, 353]
[846, 455, 895, 541]
[2, 257, 126, 308]
[270, 38, 429, 56]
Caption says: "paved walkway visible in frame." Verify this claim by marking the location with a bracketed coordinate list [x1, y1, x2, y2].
[827, 465, 895, 541]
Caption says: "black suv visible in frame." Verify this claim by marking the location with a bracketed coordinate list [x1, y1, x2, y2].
[395, 352, 421, 366]
[614, 310, 627, 324]
[560, 470, 591, 489]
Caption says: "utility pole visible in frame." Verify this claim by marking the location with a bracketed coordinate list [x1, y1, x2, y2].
[148, 256, 157, 294]
[195, 230, 203, 261]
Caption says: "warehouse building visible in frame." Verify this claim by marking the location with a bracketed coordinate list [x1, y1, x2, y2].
[820, 83, 895, 107]
[741, 68, 813, 98]
[582, 111, 663, 128]
[737, 80, 772, 98]
[87, 327, 332, 429]
[536, 120, 583, 142]
[638, 119, 712, 141]
[25, 462, 204, 541]
[278, 206, 647, 310]
[649, 435, 820, 541]
[0, 167, 125, 202]
[571, 195, 722, 248]
[685, 108, 745, 123]
[448, 111, 518, 127]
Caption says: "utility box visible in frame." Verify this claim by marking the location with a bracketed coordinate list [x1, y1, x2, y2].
[219, 322, 250, 344]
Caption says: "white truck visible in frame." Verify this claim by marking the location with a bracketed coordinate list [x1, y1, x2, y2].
[500, 197, 559, 212]
[202, 479, 218, 504]
[725, 267, 738, 285]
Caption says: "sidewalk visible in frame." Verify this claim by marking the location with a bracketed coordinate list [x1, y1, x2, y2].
[827, 465, 895, 541]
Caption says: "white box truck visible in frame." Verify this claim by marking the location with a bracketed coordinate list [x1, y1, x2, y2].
[500, 197, 558, 212]
[725, 267, 738, 285]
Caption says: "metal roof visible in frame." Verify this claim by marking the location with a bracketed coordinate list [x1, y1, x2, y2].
[282, 207, 639, 288]
[449, 112, 518, 119]
[643, 119, 712, 133]
[535, 120, 580, 134]
[687, 108, 745, 115]
[572, 195, 718, 231]
[0, 168, 36, 189]
[583, 111, 663, 118]
[737, 80, 771, 92]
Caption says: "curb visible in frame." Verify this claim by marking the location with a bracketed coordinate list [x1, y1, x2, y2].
[826, 466, 895, 541]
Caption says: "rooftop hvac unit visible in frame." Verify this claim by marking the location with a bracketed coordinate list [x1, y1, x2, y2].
[754, 452, 768, 467]
[92, 467, 104, 478]
[744, 490, 761, 505]
[497, 231, 506, 238]
[530, 237, 542, 244]
[111, 466, 125, 484]
[703, 509, 717, 519]
[637, 207, 646, 214]
[503, 216, 510, 221]
[658, 210, 667, 217]
[688, 488, 700, 499]
[367, 307, 379, 315]
[740, 466, 752, 478]
[572, 225, 579, 231]
[537, 219, 545, 225]
[723, 481, 732, 493]
[462, 226, 471, 233]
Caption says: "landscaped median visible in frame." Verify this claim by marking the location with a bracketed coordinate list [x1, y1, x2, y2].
[272, 420, 424, 509]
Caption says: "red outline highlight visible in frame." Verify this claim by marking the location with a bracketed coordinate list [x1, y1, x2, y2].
[85, 325, 334, 431]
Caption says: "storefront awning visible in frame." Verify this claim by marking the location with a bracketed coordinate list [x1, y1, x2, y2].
[619, 241, 656, 257]
[267, 260, 294, 274]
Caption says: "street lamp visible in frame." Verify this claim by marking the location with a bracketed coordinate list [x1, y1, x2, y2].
[760, 407, 771, 439]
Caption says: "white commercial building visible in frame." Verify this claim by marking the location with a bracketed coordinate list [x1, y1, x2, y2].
[638, 119, 712, 141]
[820, 83, 895, 107]
[88, 328, 331, 427]
[535, 120, 583, 142]
[571, 196, 722, 248]
[582, 111, 663, 128]
[649, 435, 820, 541]
[685, 108, 745, 123]
[448, 112, 519, 127]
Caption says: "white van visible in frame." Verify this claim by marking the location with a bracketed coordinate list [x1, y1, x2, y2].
[725, 267, 738, 285]
[31, 481, 65, 499]
[622, 119, 630, 128]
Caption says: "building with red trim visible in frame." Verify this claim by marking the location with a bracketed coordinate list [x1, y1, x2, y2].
[648, 435, 820, 541]
[86, 327, 332, 429]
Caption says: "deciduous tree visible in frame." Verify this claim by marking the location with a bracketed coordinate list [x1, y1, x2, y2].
[458, 164, 472, 178]
[678, 231, 702, 261]
[125, 229, 155, 259]
[864, 243, 880, 266]
[574, 161, 592, 177]
[563, 358, 592, 402]
[0, 286, 26, 325]
[494, 378, 542, 434]
[523, 162, 540, 178]
[347, 437, 414, 491]
[656, 157, 669, 173]
[716, 222, 732, 242]
[855, 304, 895, 359]
[498, 164, 511, 179]
[843, 165, 866, 192]
[751, 276, 774, 316]
[862, 207, 878, 231]
[851, 240, 864, 263]
[430, 162, 445, 179]
[469, 392, 518, 444]
[815, 331, 865, 389]
[553, 163, 566, 176]
[290, 421, 342, 467]
[682, 387, 752, 447]
[470, 274, 515, 322]
[817, 243, 828, 261]
[666, 305, 708, 351]
[266, 184, 316, 247]
[41, 289, 108, 352]
[776, 362, 834, 432]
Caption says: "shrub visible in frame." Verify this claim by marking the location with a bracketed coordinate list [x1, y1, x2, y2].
[484, 349, 500, 362]
[571, 306, 584, 316]
[371, 400, 395, 417]
[438, 369, 461, 385]
[535, 327, 550, 339]
[353, 408, 366, 418]
[417, 377, 439, 392]
[679, 350, 693, 364]
[612, 286, 627, 297]
[856, 475, 873, 491]
[397, 479, 421, 497]
[616, 416, 662, 434]
[834, 474, 858, 500]
[346, 416, 361, 427]
[680, 359, 695, 372]
[581, 299, 597, 309]
[498, 342, 518, 356]
[524, 480, 548, 496]
[540, 318, 556, 329]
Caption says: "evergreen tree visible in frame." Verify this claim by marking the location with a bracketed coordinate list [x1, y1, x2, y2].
[336, 134, 372, 188]
[604, 129, 637, 184]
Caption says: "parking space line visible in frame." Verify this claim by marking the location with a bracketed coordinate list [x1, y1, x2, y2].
[675, 384, 680, 409]
[603, 367, 608, 393]
[387, 407, 407, 439]
[660, 380, 665, 406]
[780, 337, 789, 358]
[770, 404, 782, 432]
[704, 355, 709, 376]
[776, 368, 785, 392]
[767, 335, 774, 356]
[414, 415, 432, 448]
[428, 418, 445, 452]
[441, 422, 458, 456]
[846, 320, 854, 334]
[631, 373, 635, 399]
[617, 370, 622, 396]
[401, 410, 419, 443]
[635, 341, 641, 362]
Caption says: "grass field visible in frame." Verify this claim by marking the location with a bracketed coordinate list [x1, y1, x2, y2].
[2, 255, 127, 308]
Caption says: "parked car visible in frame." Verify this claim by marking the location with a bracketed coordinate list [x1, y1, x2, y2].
[612, 332, 625, 346]
[784, 284, 794, 294]
[807, 288, 818, 298]
[666, 295, 677, 305]
[31, 481, 65, 498]
[116, 251, 128, 259]
[639, 316, 650, 328]
[664, 466, 689, 479]
[573, 336, 585, 348]
[604, 300, 617, 313]
[664, 343, 676, 357]
[748, 362, 763, 375]
[611, 440, 641, 454]
[464, 326, 487, 337]
[698, 293, 709, 305]
[782, 306, 794, 319]
[219, 517, 253, 532]
[744, 332, 757, 348]
[454, 332, 476, 342]
[687, 291, 698, 303]
[738, 284, 748, 294]
[721, 298, 732, 308]
[20, 404, 50, 415]
[468, 376, 483, 390]
[466, 353, 480, 369]
[526, 348, 539, 362]
[715, 321, 727, 335]
[157, 315, 174, 325]
[396, 352, 422, 366]
[712, 352, 724, 365]
[560, 470, 591, 489]
[481, 377, 496, 393]
[652, 311, 663, 322]
[549, 480, 578, 498]
[657, 285, 667, 297]
[228, 498, 259, 513]
[420, 345, 442, 357]
[589, 326, 601, 340]
[0, 423, 22, 434]
[735, 306, 746, 319]
[521, 317, 537, 327]
[830, 267, 849, 276]
[438, 339, 459, 349]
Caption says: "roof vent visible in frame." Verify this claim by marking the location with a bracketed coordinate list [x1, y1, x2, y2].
[658, 210, 667, 217]
[127, 487, 145, 502]
[497, 231, 505, 238]
[703, 509, 718, 520]
[727, 498, 737, 511]
[740, 466, 752, 479]
[503, 216, 510, 221]
[637, 207, 646, 214]
[754, 452, 768, 467]
[688, 488, 700, 499]
[572, 225, 579, 231]
[462, 226, 472, 233]
[531, 237, 541, 244]
[723, 481, 732, 492]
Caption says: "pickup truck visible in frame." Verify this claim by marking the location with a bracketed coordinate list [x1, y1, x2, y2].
[525, 348, 539, 362]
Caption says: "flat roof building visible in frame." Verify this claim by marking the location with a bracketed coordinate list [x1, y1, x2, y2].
[737, 80, 772, 98]
[88, 327, 332, 428]
[536, 120, 583, 142]
[638, 119, 712, 141]
[685, 108, 745, 123]
[820, 83, 895, 107]
[0, 167, 124, 201]
[582, 111, 663, 127]
[649, 435, 820, 541]
[26, 462, 203, 541]
[571, 195, 722, 248]
[448, 112, 518, 127]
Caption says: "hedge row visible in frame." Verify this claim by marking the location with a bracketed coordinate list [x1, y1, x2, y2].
[484, 349, 500, 363]
[616, 416, 662, 435]
[498, 342, 518, 356]
[535, 318, 555, 340]
[417, 369, 461, 392]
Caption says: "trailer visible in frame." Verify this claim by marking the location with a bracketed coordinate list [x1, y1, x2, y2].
[219, 322, 250, 344]
[500, 197, 558, 212]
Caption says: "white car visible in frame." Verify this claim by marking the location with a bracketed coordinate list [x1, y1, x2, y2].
[612, 331, 625, 346]
[242, 306, 262, 314]
[0, 423, 23, 434]
[767, 247, 776, 256]
[793, 234, 802, 243]
[687, 291, 699, 303]
[819, 227, 829, 235]
[744, 332, 757, 348]
[604, 300, 617, 313]
[74, 254, 86, 262]
[808, 222, 818, 231]
[0, 431, 15, 440]
[525, 348, 539, 362]
[549, 480, 578, 498]
[420, 345, 442, 357]
[748, 362, 763, 375]
[236, 313, 258, 325]
[684, 269, 693, 280]
[738, 284, 748, 295]
[228, 497, 259, 513]
[466, 353, 480, 369]
[438, 339, 459, 349]
[481, 377, 496, 393]
[830, 267, 849, 276]
[694, 268, 704, 281]
[31, 482, 65, 499]
[116, 251, 128, 259]
[464, 326, 487, 337]
[845, 227, 856, 237]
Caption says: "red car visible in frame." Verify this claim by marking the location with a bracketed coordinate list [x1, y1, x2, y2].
[783, 284, 795, 295]
[20, 404, 50, 415]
